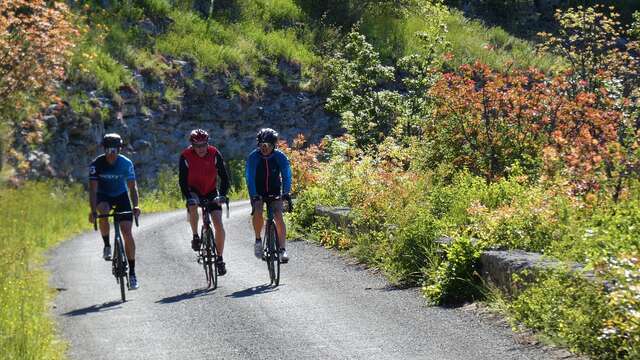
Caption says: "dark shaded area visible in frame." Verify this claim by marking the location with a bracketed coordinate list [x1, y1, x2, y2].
[155, 287, 214, 304]
[63, 301, 122, 316]
[225, 284, 280, 298]
[444, 0, 640, 41]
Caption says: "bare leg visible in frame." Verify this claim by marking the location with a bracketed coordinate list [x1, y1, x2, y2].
[120, 221, 135, 261]
[211, 210, 225, 256]
[97, 202, 111, 238]
[274, 211, 287, 249]
[188, 205, 199, 235]
[252, 208, 264, 239]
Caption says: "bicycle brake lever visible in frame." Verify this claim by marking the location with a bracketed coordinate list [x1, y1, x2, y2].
[135, 215, 139, 227]
[226, 198, 230, 219]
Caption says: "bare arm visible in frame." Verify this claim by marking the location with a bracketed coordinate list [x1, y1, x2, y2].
[89, 180, 99, 213]
[127, 179, 140, 212]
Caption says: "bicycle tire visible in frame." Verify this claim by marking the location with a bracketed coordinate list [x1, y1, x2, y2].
[207, 228, 217, 290]
[270, 222, 281, 286]
[114, 239, 126, 302]
[266, 221, 280, 286]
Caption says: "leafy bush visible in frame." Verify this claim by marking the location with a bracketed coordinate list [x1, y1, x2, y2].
[511, 271, 611, 357]
[383, 207, 441, 285]
[423, 237, 483, 304]
[598, 254, 640, 359]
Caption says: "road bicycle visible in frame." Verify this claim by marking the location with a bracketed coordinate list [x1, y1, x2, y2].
[196, 196, 228, 289]
[94, 210, 138, 302]
[260, 195, 293, 287]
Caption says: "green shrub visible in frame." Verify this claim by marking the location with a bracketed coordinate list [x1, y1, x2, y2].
[383, 207, 441, 285]
[288, 186, 339, 232]
[227, 159, 248, 200]
[598, 254, 640, 359]
[423, 237, 483, 304]
[511, 271, 611, 356]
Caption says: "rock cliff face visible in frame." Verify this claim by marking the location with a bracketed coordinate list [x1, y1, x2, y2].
[16, 59, 342, 184]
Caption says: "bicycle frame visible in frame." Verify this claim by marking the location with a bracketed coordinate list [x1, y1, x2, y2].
[262, 196, 282, 286]
[196, 197, 228, 289]
[94, 210, 138, 302]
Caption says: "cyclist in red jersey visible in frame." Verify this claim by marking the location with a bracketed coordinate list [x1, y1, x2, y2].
[179, 129, 230, 275]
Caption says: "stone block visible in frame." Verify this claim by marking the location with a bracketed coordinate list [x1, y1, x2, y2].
[315, 206, 352, 228]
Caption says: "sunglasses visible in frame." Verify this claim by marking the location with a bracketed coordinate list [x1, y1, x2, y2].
[258, 142, 274, 148]
[192, 143, 208, 148]
[105, 147, 119, 154]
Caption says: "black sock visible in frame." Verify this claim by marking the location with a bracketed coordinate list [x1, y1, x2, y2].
[255, 237, 261, 242]
[193, 233, 199, 239]
[128, 260, 135, 276]
[218, 255, 223, 262]
[102, 235, 110, 247]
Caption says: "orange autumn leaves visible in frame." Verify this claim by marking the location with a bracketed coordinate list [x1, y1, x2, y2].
[428, 60, 637, 196]
[0, 0, 78, 102]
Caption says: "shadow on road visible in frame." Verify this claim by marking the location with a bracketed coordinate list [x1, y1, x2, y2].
[63, 300, 122, 316]
[225, 284, 279, 298]
[156, 287, 213, 304]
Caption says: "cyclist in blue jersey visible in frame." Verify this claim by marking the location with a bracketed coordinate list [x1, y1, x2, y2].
[245, 128, 292, 263]
[88, 133, 142, 289]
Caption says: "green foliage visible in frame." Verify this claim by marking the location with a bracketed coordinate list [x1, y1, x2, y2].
[511, 271, 611, 357]
[226, 159, 248, 200]
[0, 182, 89, 360]
[423, 237, 483, 304]
[444, 10, 558, 71]
[163, 85, 184, 106]
[631, 11, 640, 40]
[598, 254, 640, 358]
[383, 208, 441, 284]
[238, 0, 303, 29]
[288, 186, 339, 233]
[140, 166, 183, 212]
[548, 191, 640, 263]
[69, 43, 132, 94]
[156, 12, 245, 72]
[325, 31, 399, 148]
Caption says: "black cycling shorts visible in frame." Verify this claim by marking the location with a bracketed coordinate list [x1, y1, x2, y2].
[97, 192, 133, 222]
[250, 197, 283, 216]
[186, 191, 222, 211]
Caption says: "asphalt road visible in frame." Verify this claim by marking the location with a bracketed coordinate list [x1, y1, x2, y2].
[49, 200, 564, 360]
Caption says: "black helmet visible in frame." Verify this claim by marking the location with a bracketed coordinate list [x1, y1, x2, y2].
[256, 128, 278, 145]
[102, 133, 123, 148]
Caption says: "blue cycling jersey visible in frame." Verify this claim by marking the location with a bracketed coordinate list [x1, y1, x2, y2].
[245, 149, 292, 197]
[89, 154, 136, 197]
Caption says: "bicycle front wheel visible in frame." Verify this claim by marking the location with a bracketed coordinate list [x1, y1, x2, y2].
[114, 240, 127, 302]
[267, 221, 280, 286]
[204, 228, 217, 289]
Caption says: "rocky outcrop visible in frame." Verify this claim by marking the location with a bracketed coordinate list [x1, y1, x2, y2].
[16, 59, 342, 184]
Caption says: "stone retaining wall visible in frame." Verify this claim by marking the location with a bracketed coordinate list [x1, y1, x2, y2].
[314, 205, 595, 294]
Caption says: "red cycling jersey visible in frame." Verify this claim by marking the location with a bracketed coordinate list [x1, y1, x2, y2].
[181, 145, 219, 195]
